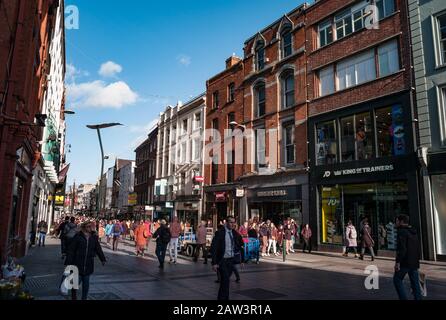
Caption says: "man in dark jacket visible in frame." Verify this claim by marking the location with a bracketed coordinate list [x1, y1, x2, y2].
[211, 216, 244, 300]
[57, 217, 70, 257]
[153, 219, 171, 269]
[393, 214, 422, 300]
[65, 221, 106, 300]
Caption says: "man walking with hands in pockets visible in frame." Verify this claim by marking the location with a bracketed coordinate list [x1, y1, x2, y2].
[211, 216, 244, 300]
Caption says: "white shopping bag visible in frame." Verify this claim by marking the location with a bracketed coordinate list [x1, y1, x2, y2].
[419, 272, 427, 297]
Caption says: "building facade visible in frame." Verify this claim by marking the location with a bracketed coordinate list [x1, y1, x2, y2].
[174, 94, 206, 228]
[117, 160, 136, 212]
[0, 0, 61, 262]
[134, 126, 158, 218]
[240, 4, 308, 228]
[306, 0, 420, 257]
[28, 0, 67, 244]
[408, 0, 446, 260]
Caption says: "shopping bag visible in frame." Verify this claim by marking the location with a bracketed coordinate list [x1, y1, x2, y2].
[59, 274, 69, 296]
[419, 272, 427, 297]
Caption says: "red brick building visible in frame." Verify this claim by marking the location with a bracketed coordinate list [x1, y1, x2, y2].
[0, 0, 59, 262]
[134, 126, 158, 217]
[305, 0, 421, 256]
[204, 4, 309, 226]
[203, 56, 244, 223]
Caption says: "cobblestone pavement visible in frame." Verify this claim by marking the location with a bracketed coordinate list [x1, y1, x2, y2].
[20, 237, 446, 300]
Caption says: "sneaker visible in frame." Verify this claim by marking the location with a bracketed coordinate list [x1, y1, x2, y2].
[173, 260, 177, 264]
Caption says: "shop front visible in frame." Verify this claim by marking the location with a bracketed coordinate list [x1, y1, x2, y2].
[204, 183, 240, 227]
[175, 197, 201, 230]
[242, 172, 308, 227]
[309, 93, 421, 257]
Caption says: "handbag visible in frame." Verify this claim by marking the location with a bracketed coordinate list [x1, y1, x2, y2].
[59, 273, 69, 296]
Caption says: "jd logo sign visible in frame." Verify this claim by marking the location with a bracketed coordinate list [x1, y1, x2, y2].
[323, 171, 331, 178]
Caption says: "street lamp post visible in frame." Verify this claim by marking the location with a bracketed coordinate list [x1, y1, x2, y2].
[87, 123, 123, 217]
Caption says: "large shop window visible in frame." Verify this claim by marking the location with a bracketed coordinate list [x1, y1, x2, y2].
[316, 120, 337, 165]
[316, 104, 405, 165]
[248, 201, 302, 227]
[432, 174, 446, 255]
[320, 182, 408, 250]
[375, 105, 406, 157]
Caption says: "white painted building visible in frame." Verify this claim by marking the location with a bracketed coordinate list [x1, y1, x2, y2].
[27, 0, 67, 247]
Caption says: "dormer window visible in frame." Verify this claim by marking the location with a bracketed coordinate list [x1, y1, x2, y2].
[281, 27, 293, 58]
[255, 40, 265, 71]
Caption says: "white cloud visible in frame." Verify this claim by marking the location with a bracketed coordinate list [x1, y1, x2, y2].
[67, 80, 138, 109]
[177, 54, 191, 66]
[66, 63, 89, 83]
[99, 61, 123, 78]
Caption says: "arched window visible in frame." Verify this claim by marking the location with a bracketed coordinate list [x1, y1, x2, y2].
[280, 70, 295, 109]
[281, 27, 292, 58]
[254, 82, 266, 118]
[255, 40, 265, 71]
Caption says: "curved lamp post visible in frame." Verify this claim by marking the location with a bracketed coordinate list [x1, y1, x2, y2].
[86, 123, 123, 216]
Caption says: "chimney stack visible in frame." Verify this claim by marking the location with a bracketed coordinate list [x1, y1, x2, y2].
[226, 54, 241, 69]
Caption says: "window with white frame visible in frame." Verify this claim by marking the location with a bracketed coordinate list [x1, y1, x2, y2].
[194, 112, 201, 129]
[335, 9, 353, 40]
[435, 13, 446, 66]
[352, 4, 368, 32]
[193, 138, 201, 161]
[281, 27, 293, 58]
[319, 66, 335, 96]
[440, 87, 446, 145]
[337, 49, 375, 90]
[319, 20, 333, 47]
[376, 0, 395, 20]
[378, 40, 399, 76]
[255, 128, 266, 169]
[181, 142, 187, 164]
[254, 82, 266, 117]
[283, 122, 295, 165]
[280, 69, 295, 109]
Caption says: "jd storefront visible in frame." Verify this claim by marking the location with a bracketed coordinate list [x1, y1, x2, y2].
[427, 152, 446, 261]
[309, 93, 422, 257]
[243, 173, 308, 227]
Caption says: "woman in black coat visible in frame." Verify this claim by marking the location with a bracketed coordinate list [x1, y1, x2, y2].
[65, 221, 106, 300]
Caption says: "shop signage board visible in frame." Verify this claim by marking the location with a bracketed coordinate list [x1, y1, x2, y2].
[236, 188, 244, 197]
[257, 190, 287, 197]
[194, 176, 204, 183]
[215, 192, 226, 202]
[128, 193, 137, 205]
[166, 202, 173, 208]
[322, 164, 395, 179]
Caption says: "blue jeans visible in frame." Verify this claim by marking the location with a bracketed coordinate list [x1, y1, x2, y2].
[393, 268, 422, 300]
[38, 232, 46, 246]
[71, 275, 90, 300]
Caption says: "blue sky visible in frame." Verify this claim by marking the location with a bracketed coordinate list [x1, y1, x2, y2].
[65, 0, 307, 186]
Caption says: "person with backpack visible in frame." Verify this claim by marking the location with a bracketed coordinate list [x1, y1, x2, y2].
[153, 219, 171, 269]
[393, 214, 422, 300]
[65, 221, 106, 300]
[112, 220, 123, 251]
[359, 218, 375, 261]
[64, 217, 78, 254]
[343, 220, 359, 258]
